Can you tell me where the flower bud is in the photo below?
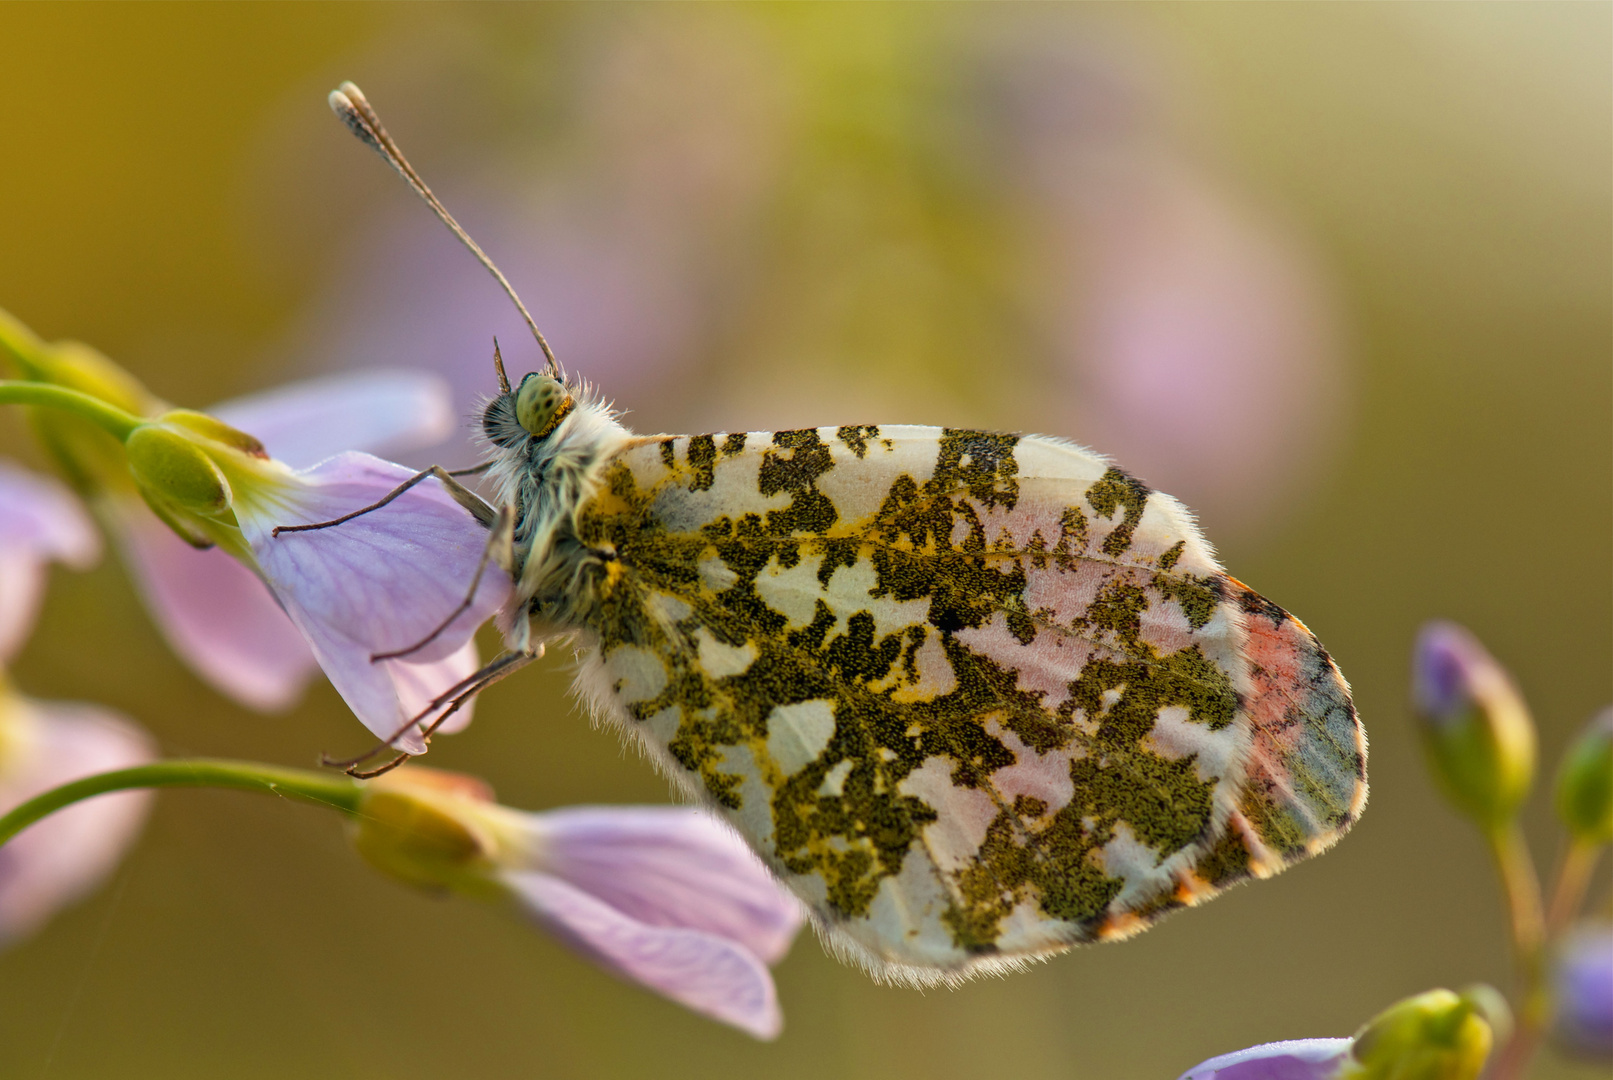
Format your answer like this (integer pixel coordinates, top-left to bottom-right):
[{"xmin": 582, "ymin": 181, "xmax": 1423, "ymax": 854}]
[
  {"xmin": 1412, "ymin": 622, "xmax": 1536, "ymax": 829},
  {"xmin": 1343, "ymin": 988, "xmax": 1494, "ymax": 1080},
  {"xmin": 159, "ymin": 410, "xmax": 267, "ymax": 460},
  {"xmin": 1555, "ymin": 707, "xmax": 1613, "ymax": 843},
  {"xmin": 125, "ymin": 425, "xmax": 233, "ymax": 517},
  {"xmin": 1553, "ymin": 924, "xmax": 1613, "ymax": 1061},
  {"xmin": 347, "ymin": 767, "xmax": 516, "ymax": 900}
]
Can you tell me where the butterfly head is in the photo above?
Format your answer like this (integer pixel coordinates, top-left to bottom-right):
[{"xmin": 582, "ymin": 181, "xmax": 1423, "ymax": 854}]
[{"xmin": 482, "ymin": 372, "xmax": 573, "ymax": 449}]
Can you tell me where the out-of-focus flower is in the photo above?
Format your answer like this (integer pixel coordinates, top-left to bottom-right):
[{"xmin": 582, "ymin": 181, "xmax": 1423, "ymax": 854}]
[
  {"xmin": 1412, "ymin": 621, "xmax": 1536, "ymax": 829},
  {"xmin": 350, "ymin": 767, "xmax": 804, "ymax": 1039},
  {"xmin": 1554, "ymin": 924, "xmax": 1613, "ymax": 1061},
  {"xmin": 0, "ymin": 461, "xmax": 99, "ymax": 663},
  {"xmin": 3, "ymin": 309, "xmax": 508, "ymax": 751},
  {"xmin": 986, "ymin": 28, "xmax": 1345, "ymax": 533},
  {"xmin": 0, "ymin": 461, "xmax": 153, "ymax": 943},
  {"xmin": 1175, "ymin": 1038, "xmax": 1353, "ymax": 1080},
  {"xmin": 1177, "ymin": 988, "xmax": 1500, "ymax": 1080},
  {"xmin": 1555, "ymin": 706, "xmax": 1613, "ymax": 843},
  {"xmin": 282, "ymin": 13, "xmax": 787, "ymax": 452},
  {"xmin": 0, "ymin": 696, "xmax": 153, "ymax": 943}
]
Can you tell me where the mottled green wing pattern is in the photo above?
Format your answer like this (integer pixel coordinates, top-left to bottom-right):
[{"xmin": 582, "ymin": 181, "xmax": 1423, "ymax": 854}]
[{"xmin": 569, "ymin": 426, "xmax": 1365, "ymax": 982}]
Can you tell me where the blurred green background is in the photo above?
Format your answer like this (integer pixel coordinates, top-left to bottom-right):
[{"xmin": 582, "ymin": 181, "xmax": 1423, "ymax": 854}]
[{"xmin": 0, "ymin": 4, "xmax": 1608, "ymax": 1078}]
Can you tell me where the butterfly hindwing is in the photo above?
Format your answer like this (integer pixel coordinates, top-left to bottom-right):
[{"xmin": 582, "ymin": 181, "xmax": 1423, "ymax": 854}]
[{"xmin": 569, "ymin": 426, "xmax": 1365, "ymax": 981}]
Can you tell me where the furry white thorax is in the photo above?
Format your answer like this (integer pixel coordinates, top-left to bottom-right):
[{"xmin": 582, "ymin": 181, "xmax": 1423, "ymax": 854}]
[{"xmin": 478, "ymin": 380, "xmax": 635, "ymax": 648}]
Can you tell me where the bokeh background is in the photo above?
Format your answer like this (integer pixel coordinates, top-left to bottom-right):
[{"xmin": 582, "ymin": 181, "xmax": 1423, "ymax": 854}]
[{"xmin": 0, "ymin": 4, "xmax": 1608, "ymax": 1078}]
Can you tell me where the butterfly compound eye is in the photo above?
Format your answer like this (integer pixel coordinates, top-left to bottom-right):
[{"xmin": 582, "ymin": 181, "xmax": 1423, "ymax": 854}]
[{"xmin": 514, "ymin": 374, "xmax": 570, "ymax": 437}]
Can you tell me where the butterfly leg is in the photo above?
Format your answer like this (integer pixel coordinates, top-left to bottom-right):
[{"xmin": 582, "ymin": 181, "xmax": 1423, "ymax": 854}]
[
  {"xmin": 370, "ymin": 503, "xmax": 516, "ymax": 662},
  {"xmin": 271, "ymin": 463, "xmax": 496, "ymax": 536},
  {"xmin": 321, "ymin": 646, "xmax": 542, "ymax": 777}
]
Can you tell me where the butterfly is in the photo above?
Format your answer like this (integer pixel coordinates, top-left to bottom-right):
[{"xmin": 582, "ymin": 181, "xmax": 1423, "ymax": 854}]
[{"xmin": 320, "ymin": 83, "xmax": 1367, "ymax": 984}]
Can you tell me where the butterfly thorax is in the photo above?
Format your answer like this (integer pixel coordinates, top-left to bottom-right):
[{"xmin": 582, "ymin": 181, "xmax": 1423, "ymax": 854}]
[{"xmin": 479, "ymin": 384, "xmax": 635, "ymax": 641}]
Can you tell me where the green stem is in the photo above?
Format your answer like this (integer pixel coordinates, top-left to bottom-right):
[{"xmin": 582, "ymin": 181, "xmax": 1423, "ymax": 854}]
[
  {"xmin": 0, "ymin": 759, "xmax": 364, "ymax": 848},
  {"xmin": 1486, "ymin": 823, "xmax": 1547, "ymax": 1080},
  {"xmin": 0, "ymin": 380, "xmax": 142, "ymax": 441},
  {"xmin": 1545, "ymin": 837, "xmax": 1602, "ymax": 939}
]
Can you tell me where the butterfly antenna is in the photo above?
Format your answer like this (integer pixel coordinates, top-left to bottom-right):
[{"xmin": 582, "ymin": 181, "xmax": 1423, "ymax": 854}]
[
  {"xmin": 491, "ymin": 337, "xmax": 511, "ymax": 394},
  {"xmin": 328, "ymin": 81, "xmax": 560, "ymax": 377}
]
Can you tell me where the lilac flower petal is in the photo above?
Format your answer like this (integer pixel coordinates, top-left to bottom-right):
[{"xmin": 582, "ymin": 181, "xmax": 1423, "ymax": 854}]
[
  {"xmin": 110, "ymin": 501, "xmax": 317, "ymax": 711},
  {"xmin": 505, "ymin": 869, "xmax": 782, "ymax": 1039},
  {"xmin": 1555, "ymin": 925, "xmax": 1613, "ymax": 1060},
  {"xmin": 210, "ymin": 370, "xmax": 455, "ymax": 472},
  {"xmin": 536, "ymin": 805, "xmax": 802, "ymax": 966},
  {"xmin": 388, "ymin": 638, "xmax": 480, "ymax": 738},
  {"xmin": 0, "ymin": 698, "xmax": 154, "ymax": 943},
  {"xmin": 0, "ymin": 463, "xmax": 99, "ymax": 663},
  {"xmin": 237, "ymin": 452, "xmax": 509, "ymax": 748},
  {"xmin": 1176, "ymin": 1039, "xmax": 1352, "ymax": 1080}
]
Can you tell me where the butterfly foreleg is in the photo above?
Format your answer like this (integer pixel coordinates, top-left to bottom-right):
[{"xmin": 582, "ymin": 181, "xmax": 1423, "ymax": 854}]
[
  {"xmin": 322, "ymin": 645, "xmax": 543, "ymax": 778},
  {"xmin": 271, "ymin": 464, "xmax": 496, "ymax": 536}
]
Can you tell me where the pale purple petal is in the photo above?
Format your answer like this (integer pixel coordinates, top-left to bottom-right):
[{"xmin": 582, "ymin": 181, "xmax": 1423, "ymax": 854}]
[
  {"xmin": 210, "ymin": 370, "xmax": 455, "ymax": 472},
  {"xmin": 1555, "ymin": 925, "xmax": 1613, "ymax": 1060},
  {"xmin": 0, "ymin": 462, "xmax": 99, "ymax": 663},
  {"xmin": 505, "ymin": 870, "xmax": 782, "ymax": 1039},
  {"xmin": 388, "ymin": 638, "xmax": 481, "ymax": 738},
  {"xmin": 1176, "ymin": 1038, "xmax": 1353, "ymax": 1080},
  {"xmin": 534, "ymin": 805, "xmax": 802, "ymax": 966},
  {"xmin": 0, "ymin": 698, "xmax": 154, "ymax": 944},
  {"xmin": 237, "ymin": 452, "xmax": 510, "ymax": 749},
  {"xmin": 109, "ymin": 500, "xmax": 317, "ymax": 712}
]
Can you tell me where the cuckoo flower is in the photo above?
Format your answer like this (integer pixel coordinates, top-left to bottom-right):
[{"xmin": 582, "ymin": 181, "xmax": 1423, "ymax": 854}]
[
  {"xmin": 1, "ymin": 310, "xmax": 508, "ymax": 752},
  {"xmin": 109, "ymin": 370, "xmax": 462, "ymax": 713},
  {"xmin": 1177, "ymin": 988, "xmax": 1499, "ymax": 1080},
  {"xmin": 0, "ymin": 463, "xmax": 153, "ymax": 942},
  {"xmin": 351, "ymin": 769, "xmax": 804, "ymax": 1039}
]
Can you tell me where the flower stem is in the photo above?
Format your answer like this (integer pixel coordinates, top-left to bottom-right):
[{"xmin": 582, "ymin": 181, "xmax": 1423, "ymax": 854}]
[
  {"xmin": 1485, "ymin": 822, "xmax": 1547, "ymax": 1080},
  {"xmin": 1545, "ymin": 837, "xmax": 1602, "ymax": 939},
  {"xmin": 0, "ymin": 758, "xmax": 364, "ymax": 848},
  {"xmin": 0, "ymin": 380, "xmax": 143, "ymax": 442}
]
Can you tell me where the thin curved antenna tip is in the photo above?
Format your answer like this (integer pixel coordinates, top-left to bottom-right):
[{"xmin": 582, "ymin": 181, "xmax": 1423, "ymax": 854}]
[
  {"xmin": 327, "ymin": 81, "xmax": 560, "ymax": 379},
  {"xmin": 492, "ymin": 338, "xmax": 511, "ymax": 394}
]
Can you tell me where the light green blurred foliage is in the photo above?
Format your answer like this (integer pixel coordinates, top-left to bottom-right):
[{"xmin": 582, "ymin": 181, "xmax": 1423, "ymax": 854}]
[{"xmin": 0, "ymin": 4, "xmax": 1606, "ymax": 1079}]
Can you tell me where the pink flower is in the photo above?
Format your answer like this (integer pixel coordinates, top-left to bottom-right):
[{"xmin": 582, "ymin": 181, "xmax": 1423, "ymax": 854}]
[
  {"xmin": 0, "ymin": 462, "xmax": 154, "ymax": 943},
  {"xmin": 353, "ymin": 772, "xmax": 804, "ymax": 1038},
  {"xmin": 508, "ymin": 806, "xmax": 802, "ymax": 1038},
  {"xmin": 233, "ymin": 451, "xmax": 508, "ymax": 753},
  {"xmin": 1175, "ymin": 1039, "xmax": 1353, "ymax": 1080},
  {"xmin": 106, "ymin": 370, "xmax": 507, "ymax": 751},
  {"xmin": 0, "ymin": 462, "xmax": 99, "ymax": 663},
  {"xmin": 0, "ymin": 697, "xmax": 153, "ymax": 943},
  {"xmin": 988, "ymin": 30, "xmax": 1346, "ymax": 532}
]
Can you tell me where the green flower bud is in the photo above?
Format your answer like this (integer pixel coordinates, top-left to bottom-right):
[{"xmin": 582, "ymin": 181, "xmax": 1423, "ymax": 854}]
[
  {"xmin": 125, "ymin": 425, "xmax": 232, "ymax": 517},
  {"xmin": 1412, "ymin": 621, "xmax": 1536, "ymax": 829},
  {"xmin": 348, "ymin": 768, "xmax": 516, "ymax": 901},
  {"xmin": 160, "ymin": 410, "xmax": 267, "ymax": 460},
  {"xmin": 1556, "ymin": 707, "xmax": 1613, "ymax": 843},
  {"xmin": 1342, "ymin": 988, "xmax": 1495, "ymax": 1080}
]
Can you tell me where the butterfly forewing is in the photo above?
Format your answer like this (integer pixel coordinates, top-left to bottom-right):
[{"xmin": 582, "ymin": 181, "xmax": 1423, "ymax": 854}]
[{"xmin": 569, "ymin": 425, "xmax": 1364, "ymax": 981}]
